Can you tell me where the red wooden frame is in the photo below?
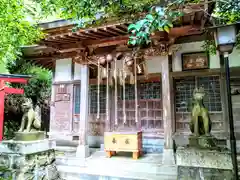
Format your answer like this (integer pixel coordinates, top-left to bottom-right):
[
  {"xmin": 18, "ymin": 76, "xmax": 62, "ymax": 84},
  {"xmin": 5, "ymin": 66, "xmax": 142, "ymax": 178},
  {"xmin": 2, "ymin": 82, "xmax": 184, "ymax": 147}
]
[{"xmin": 0, "ymin": 74, "xmax": 31, "ymax": 141}]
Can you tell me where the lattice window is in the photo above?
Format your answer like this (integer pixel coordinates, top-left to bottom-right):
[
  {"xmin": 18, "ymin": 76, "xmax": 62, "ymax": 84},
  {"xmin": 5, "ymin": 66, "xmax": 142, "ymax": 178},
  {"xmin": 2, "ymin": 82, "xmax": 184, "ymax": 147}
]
[
  {"xmin": 175, "ymin": 76, "xmax": 222, "ymax": 112},
  {"xmin": 197, "ymin": 76, "xmax": 221, "ymax": 112},
  {"xmin": 119, "ymin": 82, "xmax": 161, "ymax": 100},
  {"xmin": 119, "ymin": 84, "xmax": 135, "ymax": 100},
  {"xmin": 139, "ymin": 82, "xmax": 161, "ymax": 99},
  {"xmin": 89, "ymin": 85, "xmax": 106, "ymax": 114},
  {"xmin": 73, "ymin": 84, "xmax": 81, "ymax": 114},
  {"xmin": 117, "ymin": 81, "xmax": 163, "ymax": 131}
]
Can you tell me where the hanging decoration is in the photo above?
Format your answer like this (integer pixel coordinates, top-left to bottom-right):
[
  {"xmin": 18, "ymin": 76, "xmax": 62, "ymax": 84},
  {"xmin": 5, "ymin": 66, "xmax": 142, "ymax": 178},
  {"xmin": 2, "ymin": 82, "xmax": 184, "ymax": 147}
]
[
  {"xmin": 105, "ymin": 54, "xmax": 113, "ymax": 126},
  {"xmin": 138, "ymin": 56, "xmax": 149, "ymax": 79},
  {"xmin": 124, "ymin": 53, "xmax": 135, "ymax": 85},
  {"xmin": 97, "ymin": 59, "xmax": 100, "ymax": 120},
  {"xmin": 114, "ymin": 57, "xmax": 118, "ymax": 126},
  {"xmin": 134, "ymin": 53, "xmax": 138, "ymax": 123},
  {"xmin": 99, "ymin": 56, "xmax": 107, "ymax": 83},
  {"xmin": 122, "ymin": 60, "xmax": 126, "ymax": 124}
]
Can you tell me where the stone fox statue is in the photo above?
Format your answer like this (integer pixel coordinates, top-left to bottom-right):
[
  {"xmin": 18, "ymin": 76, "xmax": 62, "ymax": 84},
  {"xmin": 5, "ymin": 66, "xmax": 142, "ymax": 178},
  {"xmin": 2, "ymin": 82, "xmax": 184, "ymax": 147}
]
[
  {"xmin": 18, "ymin": 98, "xmax": 41, "ymax": 132},
  {"xmin": 189, "ymin": 87, "xmax": 212, "ymax": 136}
]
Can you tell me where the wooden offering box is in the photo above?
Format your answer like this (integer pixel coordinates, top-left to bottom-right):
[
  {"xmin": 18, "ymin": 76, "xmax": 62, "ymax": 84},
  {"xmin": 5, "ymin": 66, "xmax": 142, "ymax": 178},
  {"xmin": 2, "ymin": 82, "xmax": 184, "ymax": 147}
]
[{"xmin": 104, "ymin": 131, "xmax": 142, "ymax": 159}]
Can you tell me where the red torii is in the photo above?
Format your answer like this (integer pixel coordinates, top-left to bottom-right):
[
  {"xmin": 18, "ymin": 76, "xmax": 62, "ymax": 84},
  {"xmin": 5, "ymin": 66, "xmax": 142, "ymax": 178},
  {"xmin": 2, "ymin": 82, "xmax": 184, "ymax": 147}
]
[{"xmin": 0, "ymin": 74, "xmax": 31, "ymax": 141}]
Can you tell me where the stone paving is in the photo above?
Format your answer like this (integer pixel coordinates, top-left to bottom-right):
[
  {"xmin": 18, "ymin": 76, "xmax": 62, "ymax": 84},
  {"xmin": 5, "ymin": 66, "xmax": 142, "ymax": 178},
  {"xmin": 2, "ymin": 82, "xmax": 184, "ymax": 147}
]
[{"xmin": 56, "ymin": 150, "xmax": 177, "ymax": 180}]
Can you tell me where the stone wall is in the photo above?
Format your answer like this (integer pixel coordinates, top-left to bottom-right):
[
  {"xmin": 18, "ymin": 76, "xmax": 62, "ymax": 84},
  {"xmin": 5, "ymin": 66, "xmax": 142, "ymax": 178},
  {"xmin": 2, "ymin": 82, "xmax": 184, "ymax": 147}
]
[
  {"xmin": 232, "ymin": 94, "xmax": 240, "ymax": 138},
  {"xmin": 142, "ymin": 137, "xmax": 164, "ymax": 153},
  {"xmin": 0, "ymin": 139, "xmax": 61, "ymax": 180}
]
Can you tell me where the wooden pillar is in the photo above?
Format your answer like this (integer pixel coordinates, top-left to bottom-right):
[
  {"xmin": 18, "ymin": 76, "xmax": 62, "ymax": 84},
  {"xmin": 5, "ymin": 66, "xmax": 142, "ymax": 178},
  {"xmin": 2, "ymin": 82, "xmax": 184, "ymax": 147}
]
[
  {"xmin": 76, "ymin": 64, "xmax": 90, "ymax": 158},
  {"xmin": 161, "ymin": 55, "xmax": 175, "ymax": 164},
  {"xmin": 220, "ymin": 54, "xmax": 229, "ymax": 136}
]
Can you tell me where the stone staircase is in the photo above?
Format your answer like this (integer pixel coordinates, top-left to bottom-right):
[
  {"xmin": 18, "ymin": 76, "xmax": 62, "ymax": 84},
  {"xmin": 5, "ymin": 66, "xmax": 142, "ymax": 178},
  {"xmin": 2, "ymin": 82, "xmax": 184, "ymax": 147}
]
[
  {"xmin": 54, "ymin": 139, "xmax": 240, "ymax": 180},
  {"xmin": 236, "ymin": 141, "xmax": 240, "ymax": 178},
  {"xmin": 54, "ymin": 145, "xmax": 177, "ymax": 180}
]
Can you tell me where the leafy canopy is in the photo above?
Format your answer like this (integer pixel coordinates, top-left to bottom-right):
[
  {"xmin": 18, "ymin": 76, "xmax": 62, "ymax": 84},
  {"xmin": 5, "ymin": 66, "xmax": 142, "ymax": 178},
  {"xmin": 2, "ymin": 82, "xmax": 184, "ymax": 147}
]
[
  {"xmin": 1, "ymin": 0, "xmax": 237, "ymax": 61},
  {"xmin": 128, "ymin": 1, "xmax": 184, "ymax": 46},
  {"xmin": 34, "ymin": 0, "xmax": 240, "ymax": 49},
  {"xmin": 0, "ymin": 0, "xmax": 43, "ymax": 63}
]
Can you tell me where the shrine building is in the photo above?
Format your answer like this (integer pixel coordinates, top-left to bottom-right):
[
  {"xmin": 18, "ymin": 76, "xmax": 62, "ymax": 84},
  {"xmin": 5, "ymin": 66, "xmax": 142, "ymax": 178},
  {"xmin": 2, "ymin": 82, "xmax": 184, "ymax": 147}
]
[{"xmin": 22, "ymin": 1, "xmax": 240, "ymax": 163}]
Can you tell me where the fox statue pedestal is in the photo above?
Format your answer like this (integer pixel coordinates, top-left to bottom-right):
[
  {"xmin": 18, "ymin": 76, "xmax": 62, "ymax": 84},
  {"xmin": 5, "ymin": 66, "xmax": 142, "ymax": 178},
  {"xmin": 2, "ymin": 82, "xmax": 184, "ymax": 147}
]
[
  {"xmin": 176, "ymin": 146, "xmax": 233, "ymax": 180},
  {"xmin": 0, "ymin": 139, "xmax": 61, "ymax": 180},
  {"xmin": 14, "ymin": 131, "xmax": 45, "ymax": 141}
]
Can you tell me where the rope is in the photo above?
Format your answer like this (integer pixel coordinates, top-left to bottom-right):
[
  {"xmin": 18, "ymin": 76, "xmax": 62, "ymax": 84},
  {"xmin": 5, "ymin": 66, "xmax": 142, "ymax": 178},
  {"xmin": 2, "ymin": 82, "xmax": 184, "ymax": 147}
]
[
  {"xmin": 122, "ymin": 61, "xmax": 126, "ymax": 124},
  {"xmin": 106, "ymin": 62, "xmax": 109, "ymax": 124},
  {"xmin": 134, "ymin": 55, "xmax": 138, "ymax": 123},
  {"xmin": 114, "ymin": 58, "xmax": 118, "ymax": 125},
  {"xmin": 97, "ymin": 59, "xmax": 100, "ymax": 120}
]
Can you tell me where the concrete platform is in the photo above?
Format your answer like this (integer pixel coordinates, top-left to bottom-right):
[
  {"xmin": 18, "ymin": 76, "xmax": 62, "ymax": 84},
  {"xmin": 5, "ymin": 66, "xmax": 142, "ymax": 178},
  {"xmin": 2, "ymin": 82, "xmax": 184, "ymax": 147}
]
[{"xmin": 56, "ymin": 151, "xmax": 177, "ymax": 180}]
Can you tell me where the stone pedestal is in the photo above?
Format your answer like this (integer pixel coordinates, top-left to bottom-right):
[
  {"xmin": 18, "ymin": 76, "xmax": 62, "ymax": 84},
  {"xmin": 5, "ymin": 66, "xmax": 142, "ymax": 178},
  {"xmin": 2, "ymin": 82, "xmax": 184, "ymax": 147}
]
[
  {"xmin": 0, "ymin": 139, "xmax": 62, "ymax": 180},
  {"xmin": 189, "ymin": 135, "xmax": 217, "ymax": 149},
  {"xmin": 14, "ymin": 131, "xmax": 45, "ymax": 141},
  {"xmin": 162, "ymin": 148, "xmax": 175, "ymax": 165},
  {"xmin": 176, "ymin": 146, "xmax": 233, "ymax": 180},
  {"xmin": 76, "ymin": 145, "xmax": 90, "ymax": 158}
]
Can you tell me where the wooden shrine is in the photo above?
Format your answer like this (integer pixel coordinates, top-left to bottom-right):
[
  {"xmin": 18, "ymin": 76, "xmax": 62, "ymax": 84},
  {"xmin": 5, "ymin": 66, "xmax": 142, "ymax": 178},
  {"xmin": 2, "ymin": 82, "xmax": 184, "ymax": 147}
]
[
  {"xmin": 0, "ymin": 74, "xmax": 31, "ymax": 140},
  {"xmin": 21, "ymin": 0, "xmax": 217, "ymax": 158}
]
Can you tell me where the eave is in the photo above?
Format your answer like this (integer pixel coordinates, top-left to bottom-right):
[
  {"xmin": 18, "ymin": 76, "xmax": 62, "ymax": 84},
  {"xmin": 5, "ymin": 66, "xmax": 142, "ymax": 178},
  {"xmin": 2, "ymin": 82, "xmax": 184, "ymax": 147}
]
[{"xmin": 23, "ymin": 0, "xmax": 215, "ymax": 69}]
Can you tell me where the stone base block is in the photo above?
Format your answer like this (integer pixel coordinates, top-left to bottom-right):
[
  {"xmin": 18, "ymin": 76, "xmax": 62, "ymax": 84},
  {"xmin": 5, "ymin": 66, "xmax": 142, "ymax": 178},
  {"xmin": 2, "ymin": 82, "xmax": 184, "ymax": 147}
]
[
  {"xmin": 0, "ymin": 139, "xmax": 61, "ymax": 180},
  {"xmin": 14, "ymin": 131, "xmax": 45, "ymax": 141},
  {"xmin": 189, "ymin": 135, "xmax": 218, "ymax": 149},
  {"xmin": 76, "ymin": 145, "xmax": 90, "ymax": 158},
  {"xmin": 176, "ymin": 146, "xmax": 233, "ymax": 180},
  {"xmin": 0, "ymin": 139, "xmax": 56, "ymax": 154},
  {"xmin": 188, "ymin": 135, "xmax": 198, "ymax": 147},
  {"xmin": 162, "ymin": 148, "xmax": 175, "ymax": 165},
  {"xmin": 176, "ymin": 146, "xmax": 232, "ymax": 169},
  {"xmin": 177, "ymin": 166, "xmax": 233, "ymax": 180},
  {"xmin": 100, "ymin": 144, "xmax": 104, "ymax": 151}
]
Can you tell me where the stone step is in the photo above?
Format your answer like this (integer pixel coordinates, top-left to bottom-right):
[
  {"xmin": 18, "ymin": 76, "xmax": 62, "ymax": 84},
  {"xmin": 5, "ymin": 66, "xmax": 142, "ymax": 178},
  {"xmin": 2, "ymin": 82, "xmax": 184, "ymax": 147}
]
[
  {"xmin": 56, "ymin": 156, "xmax": 86, "ymax": 167},
  {"xmin": 57, "ymin": 165, "xmax": 177, "ymax": 180},
  {"xmin": 56, "ymin": 156, "xmax": 172, "ymax": 175},
  {"xmin": 55, "ymin": 146, "xmax": 77, "ymax": 151},
  {"xmin": 55, "ymin": 146, "xmax": 77, "ymax": 157},
  {"xmin": 56, "ymin": 151, "xmax": 177, "ymax": 179}
]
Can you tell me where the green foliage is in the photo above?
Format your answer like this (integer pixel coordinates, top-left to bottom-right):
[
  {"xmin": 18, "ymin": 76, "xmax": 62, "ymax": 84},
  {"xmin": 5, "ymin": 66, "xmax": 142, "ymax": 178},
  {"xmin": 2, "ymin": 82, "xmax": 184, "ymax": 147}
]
[
  {"xmin": 34, "ymin": 0, "xmax": 240, "ymax": 50},
  {"xmin": 202, "ymin": 39, "xmax": 217, "ymax": 55},
  {"xmin": 34, "ymin": 0, "xmax": 159, "ymax": 20},
  {"xmin": 128, "ymin": 1, "xmax": 184, "ymax": 46},
  {"xmin": 215, "ymin": 0, "xmax": 240, "ymax": 25},
  {"xmin": 0, "ymin": 0, "xmax": 44, "ymax": 63},
  {"xmin": 6, "ymin": 58, "xmax": 52, "ymax": 105}
]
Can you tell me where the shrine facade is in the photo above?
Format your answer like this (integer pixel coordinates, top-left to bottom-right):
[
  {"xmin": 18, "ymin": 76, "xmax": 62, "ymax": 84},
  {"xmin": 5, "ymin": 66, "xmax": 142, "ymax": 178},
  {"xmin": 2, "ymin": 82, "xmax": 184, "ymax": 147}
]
[{"xmin": 23, "ymin": 1, "xmax": 240, "ymax": 161}]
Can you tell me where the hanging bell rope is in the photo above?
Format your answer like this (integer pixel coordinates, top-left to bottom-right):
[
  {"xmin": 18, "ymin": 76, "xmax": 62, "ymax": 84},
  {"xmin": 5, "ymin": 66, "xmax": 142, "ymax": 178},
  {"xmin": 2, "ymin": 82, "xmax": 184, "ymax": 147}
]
[
  {"xmin": 122, "ymin": 60, "xmax": 126, "ymax": 124},
  {"xmin": 114, "ymin": 58, "xmax": 118, "ymax": 126},
  {"xmin": 97, "ymin": 59, "xmax": 100, "ymax": 120},
  {"xmin": 134, "ymin": 54, "xmax": 138, "ymax": 123},
  {"xmin": 106, "ymin": 62, "xmax": 109, "ymax": 124}
]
